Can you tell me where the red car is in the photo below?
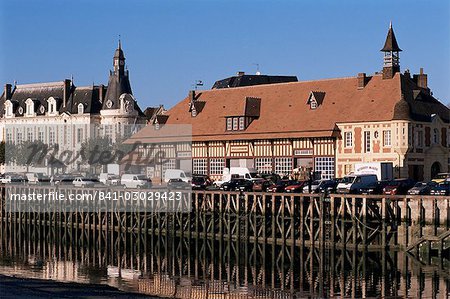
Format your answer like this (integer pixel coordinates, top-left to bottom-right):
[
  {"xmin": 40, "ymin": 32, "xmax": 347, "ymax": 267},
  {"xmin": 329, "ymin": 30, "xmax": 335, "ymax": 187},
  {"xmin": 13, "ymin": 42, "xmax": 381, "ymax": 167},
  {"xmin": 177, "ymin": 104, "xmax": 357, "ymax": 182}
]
[
  {"xmin": 266, "ymin": 180, "xmax": 297, "ymax": 192},
  {"xmin": 383, "ymin": 178, "xmax": 416, "ymax": 195},
  {"xmin": 284, "ymin": 181, "xmax": 307, "ymax": 193},
  {"xmin": 252, "ymin": 179, "xmax": 273, "ymax": 192}
]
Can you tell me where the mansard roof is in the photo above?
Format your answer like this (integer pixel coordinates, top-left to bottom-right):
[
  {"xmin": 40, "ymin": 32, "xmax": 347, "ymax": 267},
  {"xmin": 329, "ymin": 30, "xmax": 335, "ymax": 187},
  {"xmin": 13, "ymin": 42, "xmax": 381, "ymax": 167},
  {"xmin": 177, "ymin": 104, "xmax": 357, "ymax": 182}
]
[{"xmin": 1, "ymin": 82, "xmax": 103, "ymax": 117}]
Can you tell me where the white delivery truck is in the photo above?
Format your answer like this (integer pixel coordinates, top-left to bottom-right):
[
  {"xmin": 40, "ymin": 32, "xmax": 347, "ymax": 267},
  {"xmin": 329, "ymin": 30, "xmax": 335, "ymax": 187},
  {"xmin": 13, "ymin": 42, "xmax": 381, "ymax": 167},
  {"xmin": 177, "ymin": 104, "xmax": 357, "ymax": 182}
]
[
  {"xmin": 164, "ymin": 169, "xmax": 191, "ymax": 183},
  {"xmin": 353, "ymin": 162, "xmax": 393, "ymax": 181},
  {"xmin": 214, "ymin": 167, "xmax": 261, "ymax": 186}
]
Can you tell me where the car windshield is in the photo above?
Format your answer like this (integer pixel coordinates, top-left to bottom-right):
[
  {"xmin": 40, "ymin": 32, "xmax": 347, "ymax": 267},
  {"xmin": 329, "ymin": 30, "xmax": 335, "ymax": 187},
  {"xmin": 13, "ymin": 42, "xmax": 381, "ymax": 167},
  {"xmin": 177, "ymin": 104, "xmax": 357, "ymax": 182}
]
[
  {"xmin": 413, "ymin": 182, "xmax": 426, "ymax": 188},
  {"xmin": 341, "ymin": 176, "xmax": 355, "ymax": 184},
  {"xmin": 389, "ymin": 180, "xmax": 406, "ymax": 186},
  {"xmin": 136, "ymin": 175, "xmax": 147, "ymax": 180},
  {"xmin": 311, "ymin": 180, "xmax": 321, "ymax": 186},
  {"xmin": 192, "ymin": 177, "xmax": 205, "ymax": 183},
  {"xmin": 435, "ymin": 173, "xmax": 450, "ymax": 179}
]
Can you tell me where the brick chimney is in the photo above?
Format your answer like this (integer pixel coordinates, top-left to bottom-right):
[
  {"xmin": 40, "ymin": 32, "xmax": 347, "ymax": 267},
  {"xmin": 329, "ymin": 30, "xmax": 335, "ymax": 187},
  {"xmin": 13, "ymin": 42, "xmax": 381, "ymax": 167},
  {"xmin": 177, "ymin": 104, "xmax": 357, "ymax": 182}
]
[
  {"xmin": 357, "ymin": 73, "xmax": 367, "ymax": 89},
  {"xmin": 99, "ymin": 84, "xmax": 105, "ymax": 103},
  {"xmin": 189, "ymin": 90, "xmax": 195, "ymax": 102},
  {"xmin": 237, "ymin": 71, "xmax": 245, "ymax": 76},
  {"xmin": 4, "ymin": 84, "xmax": 12, "ymax": 100},
  {"xmin": 63, "ymin": 79, "xmax": 71, "ymax": 108},
  {"xmin": 413, "ymin": 68, "xmax": 428, "ymax": 90}
]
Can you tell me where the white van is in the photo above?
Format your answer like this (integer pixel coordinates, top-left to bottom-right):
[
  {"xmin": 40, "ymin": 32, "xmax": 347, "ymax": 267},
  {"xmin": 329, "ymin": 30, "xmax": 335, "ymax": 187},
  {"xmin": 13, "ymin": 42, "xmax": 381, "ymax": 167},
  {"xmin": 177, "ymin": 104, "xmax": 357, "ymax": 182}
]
[
  {"xmin": 99, "ymin": 173, "xmax": 120, "ymax": 185},
  {"xmin": 164, "ymin": 169, "xmax": 191, "ymax": 183},
  {"xmin": 215, "ymin": 167, "xmax": 261, "ymax": 186},
  {"xmin": 336, "ymin": 174, "xmax": 378, "ymax": 194},
  {"xmin": 120, "ymin": 174, "xmax": 151, "ymax": 189}
]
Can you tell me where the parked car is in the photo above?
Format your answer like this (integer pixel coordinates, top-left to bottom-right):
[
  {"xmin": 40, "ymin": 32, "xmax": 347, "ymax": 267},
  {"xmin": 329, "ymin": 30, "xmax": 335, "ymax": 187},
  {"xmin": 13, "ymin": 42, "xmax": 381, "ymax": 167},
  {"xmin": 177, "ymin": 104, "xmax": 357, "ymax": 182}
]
[
  {"xmin": 285, "ymin": 181, "xmax": 307, "ymax": 193},
  {"xmin": 261, "ymin": 173, "xmax": 282, "ymax": 184},
  {"xmin": 383, "ymin": 178, "xmax": 416, "ymax": 195},
  {"xmin": 267, "ymin": 180, "xmax": 296, "ymax": 193},
  {"xmin": 220, "ymin": 179, "xmax": 253, "ymax": 192},
  {"xmin": 73, "ymin": 177, "xmax": 98, "ymax": 187},
  {"xmin": 0, "ymin": 173, "xmax": 28, "ymax": 184},
  {"xmin": 407, "ymin": 182, "xmax": 436, "ymax": 195},
  {"xmin": 431, "ymin": 173, "xmax": 450, "ymax": 184},
  {"xmin": 121, "ymin": 174, "xmax": 152, "ymax": 189},
  {"xmin": 53, "ymin": 174, "xmax": 74, "ymax": 185},
  {"xmin": 317, "ymin": 179, "xmax": 339, "ymax": 194},
  {"xmin": 336, "ymin": 174, "xmax": 378, "ymax": 194},
  {"xmin": 358, "ymin": 180, "xmax": 391, "ymax": 195},
  {"xmin": 167, "ymin": 178, "xmax": 191, "ymax": 190},
  {"xmin": 430, "ymin": 181, "xmax": 450, "ymax": 196},
  {"xmin": 252, "ymin": 179, "xmax": 274, "ymax": 192},
  {"xmin": 191, "ymin": 175, "xmax": 212, "ymax": 190}
]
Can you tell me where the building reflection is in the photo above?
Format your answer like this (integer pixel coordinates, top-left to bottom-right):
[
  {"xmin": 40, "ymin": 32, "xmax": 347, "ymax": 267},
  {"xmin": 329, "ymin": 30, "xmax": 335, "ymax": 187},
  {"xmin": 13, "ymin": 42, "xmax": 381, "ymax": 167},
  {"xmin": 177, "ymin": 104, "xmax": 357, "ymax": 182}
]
[{"xmin": 0, "ymin": 223, "xmax": 448, "ymax": 298}]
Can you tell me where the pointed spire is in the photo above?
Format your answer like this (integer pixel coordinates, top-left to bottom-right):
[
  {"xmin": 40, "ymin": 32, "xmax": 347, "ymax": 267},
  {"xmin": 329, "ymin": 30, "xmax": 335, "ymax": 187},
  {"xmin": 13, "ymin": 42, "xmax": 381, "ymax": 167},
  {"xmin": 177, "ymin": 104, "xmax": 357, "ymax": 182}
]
[
  {"xmin": 381, "ymin": 22, "xmax": 402, "ymax": 52},
  {"xmin": 118, "ymin": 34, "xmax": 122, "ymax": 50}
]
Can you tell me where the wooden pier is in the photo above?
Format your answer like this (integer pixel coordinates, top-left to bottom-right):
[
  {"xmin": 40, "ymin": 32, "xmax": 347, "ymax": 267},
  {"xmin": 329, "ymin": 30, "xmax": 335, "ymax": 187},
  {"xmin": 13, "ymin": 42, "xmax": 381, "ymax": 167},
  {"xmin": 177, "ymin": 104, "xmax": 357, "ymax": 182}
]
[{"xmin": 0, "ymin": 186, "xmax": 449, "ymax": 255}]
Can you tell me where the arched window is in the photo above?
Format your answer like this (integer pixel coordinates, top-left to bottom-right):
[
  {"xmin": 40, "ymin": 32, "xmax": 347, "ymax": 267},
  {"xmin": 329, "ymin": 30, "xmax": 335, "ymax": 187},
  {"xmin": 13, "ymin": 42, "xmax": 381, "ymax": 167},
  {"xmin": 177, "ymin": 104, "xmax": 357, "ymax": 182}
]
[
  {"xmin": 78, "ymin": 103, "xmax": 84, "ymax": 114},
  {"xmin": 47, "ymin": 97, "xmax": 57, "ymax": 115},
  {"xmin": 25, "ymin": 98, "xmax": 34, "ymax": 116},
  {"xmin": 433, "ymin": 128, "xmax": 439, "ymax": 144}
]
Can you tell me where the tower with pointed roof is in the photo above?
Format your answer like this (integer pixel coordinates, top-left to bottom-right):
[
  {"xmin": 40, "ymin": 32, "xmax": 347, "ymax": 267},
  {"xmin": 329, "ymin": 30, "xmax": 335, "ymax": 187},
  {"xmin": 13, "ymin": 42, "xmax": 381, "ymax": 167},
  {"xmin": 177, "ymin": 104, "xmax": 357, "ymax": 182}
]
[
  {"xmin": 381, "ymin": 22, "xmax": 402, "ymax": 79},
  {"xmin": 380, "ymin": 22, "xmax": 402, "ymax": 79},
  {"xmin": 103, "ymin": 40, "xmax": 133, "ymax": 110}
]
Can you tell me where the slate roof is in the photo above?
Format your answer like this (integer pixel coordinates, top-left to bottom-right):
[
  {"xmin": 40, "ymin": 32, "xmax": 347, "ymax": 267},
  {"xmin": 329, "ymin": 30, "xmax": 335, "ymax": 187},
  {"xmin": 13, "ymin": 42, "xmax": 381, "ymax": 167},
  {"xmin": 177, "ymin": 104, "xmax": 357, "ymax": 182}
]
[
  {"xmin": 0, "ymin": 82, "xmax": 139, "ymax": 117},
  {"xmin": 212, "ymin": 74, "xmax": 298, "ymax": 89},
  {"xmin": 0, "ymin": 82, "xmax": 65, "ymax": 117},
  {"xmin": 156, "ymin": 73, "xmax": 448, "ymax": 142},
  {"xmin": 103, "ymin": 72, "xmax": 133, "ymax": 110}
]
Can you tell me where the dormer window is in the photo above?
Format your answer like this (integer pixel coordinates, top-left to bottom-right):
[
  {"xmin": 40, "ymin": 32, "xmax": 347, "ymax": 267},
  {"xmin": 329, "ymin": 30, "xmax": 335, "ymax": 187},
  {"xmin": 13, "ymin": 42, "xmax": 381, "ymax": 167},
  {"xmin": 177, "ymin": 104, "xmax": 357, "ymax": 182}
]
[
  {"xmin": 78, "ymin": 103, "xmax": 84, "ymax": 114},
  {"xmin": 47, "ymin": 97, "xmax": 58, "ymax": 115},
  {"xmin": 226, "ymin": 116, "xmax": 249, "ymax": 131},
  {"xmin": 307, "ymin": 91, "xmax": 326, "ymax": 110},
  {"xmin": 4, "ymin": 100, "xmax": 13, "ymax": 117},
  {"xmin": 25, "ymin": 98, "xmax": 35, "ymax": 116}
]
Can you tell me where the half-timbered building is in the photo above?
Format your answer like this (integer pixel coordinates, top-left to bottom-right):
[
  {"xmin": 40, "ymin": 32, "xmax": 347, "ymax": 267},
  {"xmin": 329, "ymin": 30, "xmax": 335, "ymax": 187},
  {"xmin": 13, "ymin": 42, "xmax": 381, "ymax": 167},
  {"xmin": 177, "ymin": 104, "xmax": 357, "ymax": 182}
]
[{"xmin": 127, "ymin": 24, "xmax": 449, "ymax": 181}]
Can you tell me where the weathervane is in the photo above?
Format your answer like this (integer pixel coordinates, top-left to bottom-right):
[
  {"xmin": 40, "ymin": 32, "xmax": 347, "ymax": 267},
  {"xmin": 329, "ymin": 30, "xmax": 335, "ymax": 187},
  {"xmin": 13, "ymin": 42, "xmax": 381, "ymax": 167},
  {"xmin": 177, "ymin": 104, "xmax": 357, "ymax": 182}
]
[{"xmin": 192, "ymin": 80, "xmax": 204, "ymax": 90}]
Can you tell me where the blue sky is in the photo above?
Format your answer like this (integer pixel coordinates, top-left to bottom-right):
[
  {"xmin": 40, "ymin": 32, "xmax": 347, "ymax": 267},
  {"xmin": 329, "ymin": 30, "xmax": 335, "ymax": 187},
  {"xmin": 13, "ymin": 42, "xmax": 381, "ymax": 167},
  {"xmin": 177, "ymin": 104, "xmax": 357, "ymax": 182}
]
[{"xmin": 0, "ymin": 0, "xmax": 449, "ymax": 108}]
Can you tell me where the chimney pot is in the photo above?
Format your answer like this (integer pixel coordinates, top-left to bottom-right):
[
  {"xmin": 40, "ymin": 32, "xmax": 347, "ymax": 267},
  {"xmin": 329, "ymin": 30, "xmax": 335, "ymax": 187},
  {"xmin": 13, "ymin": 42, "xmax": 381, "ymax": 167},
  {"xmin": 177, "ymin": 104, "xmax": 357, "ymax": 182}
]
[{"xmin": 237, "ymin": 71, "xmax": 245, "ymax": 77}]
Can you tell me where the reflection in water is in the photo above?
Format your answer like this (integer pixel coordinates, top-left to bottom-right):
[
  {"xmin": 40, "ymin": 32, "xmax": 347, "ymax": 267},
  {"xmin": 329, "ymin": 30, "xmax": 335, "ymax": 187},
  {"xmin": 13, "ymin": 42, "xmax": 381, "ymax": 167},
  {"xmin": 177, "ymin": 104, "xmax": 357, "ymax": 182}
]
[{"xmin": 0, "ymin": 223, "xmax": 448, "ymax": 298}]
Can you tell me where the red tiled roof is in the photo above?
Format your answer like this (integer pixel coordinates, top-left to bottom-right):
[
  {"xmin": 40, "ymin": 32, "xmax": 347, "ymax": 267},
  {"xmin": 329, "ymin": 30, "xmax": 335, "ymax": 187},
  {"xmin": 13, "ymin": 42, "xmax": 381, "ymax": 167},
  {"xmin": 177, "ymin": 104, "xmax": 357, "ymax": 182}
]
[
  {"xmin": 163, "ymin": 73, "xmax": 403, "ymax": 141},
  {"xmin": 126, "ymin": 72, "xmax": 448, "ymax": 144}
]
